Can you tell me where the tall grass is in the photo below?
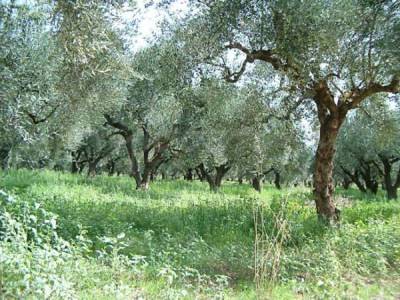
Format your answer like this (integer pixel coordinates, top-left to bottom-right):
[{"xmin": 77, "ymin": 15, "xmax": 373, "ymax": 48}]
[{"xmin": 1, "ymin": 169, "xmax": 400, "ymax": 299}]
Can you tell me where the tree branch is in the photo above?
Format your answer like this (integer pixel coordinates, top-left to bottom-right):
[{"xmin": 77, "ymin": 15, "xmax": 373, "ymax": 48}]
[
  {"xmin": 347, "ymin": 75, "xmax": 400, "ymax": 109},
  {"xmin": 104, "ymin": 114, "xmax": 130, "ymax": 133},
  {"xmin": 25, "ymin": 104, "xmax": 59, "ymax": 125},
  {"xmin": 223, "ymin": 42, "xmax": 295, "ymax": 82}
]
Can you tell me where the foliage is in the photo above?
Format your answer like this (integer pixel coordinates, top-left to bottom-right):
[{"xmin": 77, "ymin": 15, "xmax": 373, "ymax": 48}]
[{"xmin": 1, "ymin": 169, "xmax": 400, "ymax": 298}]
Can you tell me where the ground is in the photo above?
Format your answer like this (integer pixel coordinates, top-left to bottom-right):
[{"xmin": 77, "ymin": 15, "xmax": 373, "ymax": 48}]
[{"xmin": 1, "ymin": 169, "xmax": 399, "ymax": 299}]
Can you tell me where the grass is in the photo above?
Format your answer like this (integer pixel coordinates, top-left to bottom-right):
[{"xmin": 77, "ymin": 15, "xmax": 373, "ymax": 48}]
[{"xmin": 1, "ymin": 169, "xmax": 400, "ymax": 299}]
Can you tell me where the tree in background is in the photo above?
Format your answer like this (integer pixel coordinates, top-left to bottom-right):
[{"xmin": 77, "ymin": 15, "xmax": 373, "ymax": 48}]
[
  {"xmin": 180, "ymin": 0, "xmax": 400, "ymax": 221},
  {"xmin": 105, "ymin": 40, "xmax": 194, "ymax": 189},
  {"xmin": 336, "ymin": 97, "xmax": 400, "ymax": 199}
]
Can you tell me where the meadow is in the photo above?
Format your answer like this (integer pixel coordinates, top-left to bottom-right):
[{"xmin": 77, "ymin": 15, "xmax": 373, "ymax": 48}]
[{"xmin": 1, "ymin": 169, "xmax": 400, "ymax": 299}]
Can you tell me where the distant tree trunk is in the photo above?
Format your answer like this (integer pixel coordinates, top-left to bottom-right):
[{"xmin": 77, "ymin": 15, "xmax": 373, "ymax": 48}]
[
  {"xmin": 252, "ymin": 176, "xmax": 262, "ymax": 192},
  {"xmin": 215, "ymin": 164, "xmax": 229, "ymax": 188},
  {"xmin": 0, "ymin": 146, "xmax": 10, "ymax": 170},
  {"xmin": 365, "ymin": 178, "xmax": 378, "ymax": 194},
  {"xmin": 107, "ymin": 160, "xmax": 116, "ymax": 176},
  {"xmin": 87, "ymin": 161, "xmax": 98, "ymax": 176},
  {"xmin": 195, "ymin": 167, "xmax": 205, "ymax": 181},
  {"xmin": 386, "ymin": 185, "xmax": 398, "ymax": 200},
  {"xmin": 140, "ymin": 170, "xmax": 151, "ymax": 190},
  {"xmin": 198, "ymin": 163, "xmax": 216, "ymax": 191},
  {"xmin": 238, "ymin": 177, "xmax": 243, "ymax": 185},
  {"xmin": 71, "ymin": 160, "xmax": 79, "ymax": 174},
  {"xmin": 342, "ymin": 176, "xmax": 351, "ymax": 190},
  {"xmin": 198, "ymin": 163, "xmax": 230, "ymax": 192},
  {"xmin": 341, "ymin": 166, "xmax": 366, "ymax": 193},
  {"xmin": 125, "ymin": 134, "xmax": 142, "ymax": 188},
  {"xmin": 78, "ymin": 162, "xmax": 85, "ymax": 174},
  {"xmin": 273, "ymin": 169, "xmax": 281, "ymax": 190},
  {"xmin": 71, "ymin": 151, "xmax": 81, "ymax": 174},
  {"xmin": 161, "ymin": 171, "xmax": 167, "ymax": 180},
  {"xmin": 104, "ymin": 114, "xmax": 142, "ymax": 188},
  {"xmin": 359, "ymin": 161, "xmax": 378, "ymax": 194},
  {"xmin": 379, "ymin": 155, "xmax": 400, "ymax": 200},
  {"xmin": 184, "ymin": 168, "xmax": 194, "ymax": 181}
]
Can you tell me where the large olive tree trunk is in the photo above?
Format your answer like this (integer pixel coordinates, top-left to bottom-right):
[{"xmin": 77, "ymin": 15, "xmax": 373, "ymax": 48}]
[
  {"xmin": 312, "ymin": 83, "xmax": 348, "ymax": 222},
  {"xmin": 313, "ymin": 96, "xmax": 346, "ymax": 222},
  {"xmin": 314, "ymin": 125, "xmax": 339, "ymax": 221}
]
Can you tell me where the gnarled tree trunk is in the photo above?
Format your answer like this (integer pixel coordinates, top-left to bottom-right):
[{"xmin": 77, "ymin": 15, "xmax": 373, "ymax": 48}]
[
  {"xmin": 198, "ymin": 163, "xmax": 230, "ymax": 192},
  {"xmin": 314, "ymin": 131, "xmax": 338, "ymax": 219},
  {"xmin": 341, "ymin": 167, "xmax": 366, "ymax": 193},
  {"xmin": 313, "ymin": 85, "xmax": 347, "ymax": 222}
]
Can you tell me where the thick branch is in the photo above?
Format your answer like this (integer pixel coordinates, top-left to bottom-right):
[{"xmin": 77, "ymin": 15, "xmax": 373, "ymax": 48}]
[
  {"xmin": 347, "ymin": 75, "xmax": 400, "ymax": 109},
  {"xmin": 104, "ymin": 114, "xmax": 130, "ymax": 133},
  {"xmin": 223, "ymin": 42, "xmax": 294, "ymax": 82},
  {"xmin": 313, "ymin": 80, "xmax": 338, "ymax": 116}
]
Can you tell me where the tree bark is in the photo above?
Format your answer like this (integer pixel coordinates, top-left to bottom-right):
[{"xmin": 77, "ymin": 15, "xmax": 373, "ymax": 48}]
[
  {"xmin": 87, "ymin": 161, "xmax": 98, "ymax": 176},
  {"xmin": 273, "ymin": 169, "xmax": 281, "ymax": 190},
  {"xmin": 342, "ymin": 175, "xmax": 351, "ymax": 189},
  {"xmin": 184, "ymin": 168, "xmax": 194, "ymax": 181},
  {"xmin": 198, "ymin": 163, "xmax": 229, "ymax": 192},
  {"xmin": 215, "ymin": 164, "xmax": 230, "ymax": 188},
  {"xmin": 104, "ymin": 114, "xmax": 142, "ymax": 188},
  {"xmin": 341, "ymin": 166, "xmax": 366, "ymax": 193},
  {"xmin": 124, "ymin": 134, "xmax": 142, "ymax": 188},
  {"xmin": 107, "ymin": 160, "xmax": 115, "ymax": 176},
  {"xmin": 379, "ymin": 156, "xmax": 400, "ymax": 200},
  {"xmin": 140, "ymin": 169, "xmax": 151, "ymax": 190},
  {"xmin": 252, "ymin": 176, "xmax": 262, "ymax": 192},
  {"xmin": 71, "ymin": 151, "xmax": 81, "ymax": 174},
  {"xmin": 195, "ymin": 167, "xmax": 205, "ymax": 181},
  {"xmin": 0, "ymin": 147, "xmax": 10, "ymax": 170},
  {"xmin": 71, "ymin": 160, "xmax": 79, "ymax": 174},
  {"xmin": 313, "ymin": 100, "xmax": 345, "ymax": 222},
  {"xmin": 78, "ymin": 162, "xmax": 85, "ymax": 173},
  {"xmin": 387, "ymin": 186, "xmax": 398, "ymax": 200},
  {"xmin": 359, "ymin": 161, "xmax": 378, "ymax": 194}
]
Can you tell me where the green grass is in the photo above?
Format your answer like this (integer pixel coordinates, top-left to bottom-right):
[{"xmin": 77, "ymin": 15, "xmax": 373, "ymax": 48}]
[{"xmin": 1, "ymin": 169, "xmax": 400, "ymax": 299}]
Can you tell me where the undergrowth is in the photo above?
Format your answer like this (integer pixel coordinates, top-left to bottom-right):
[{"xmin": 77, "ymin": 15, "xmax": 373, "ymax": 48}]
[{"xmin": 1, "ymin": 169, "xmax": 399, "ymax": 299}]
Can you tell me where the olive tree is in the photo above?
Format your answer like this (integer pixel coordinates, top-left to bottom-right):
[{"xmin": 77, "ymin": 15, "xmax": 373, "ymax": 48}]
[
  {"xmin": 104, "ymin": 39, "xmax": 194, "ymax": 189},
  {"xmin": 336, "ymin": 98, "xmax": 400, "ymax": 199},
  {"xmin": 180, "ymin": 0, "xmax": 400, "ymax": 221}
]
